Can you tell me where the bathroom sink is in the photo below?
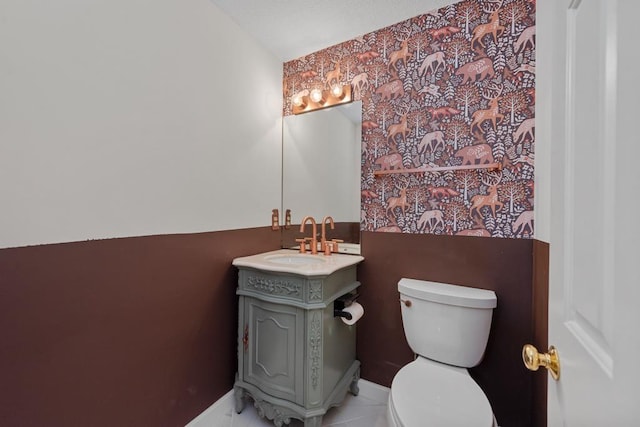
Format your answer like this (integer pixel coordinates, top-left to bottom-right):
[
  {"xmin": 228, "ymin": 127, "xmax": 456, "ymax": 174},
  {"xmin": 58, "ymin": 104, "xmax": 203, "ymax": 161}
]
[
  {"xmin": 232, "ymin": 249, "xmax": 363, "ymax": 276},
  {"xmin": 264, "ymin": 254, "xmax": 326, "ymax": 266}
]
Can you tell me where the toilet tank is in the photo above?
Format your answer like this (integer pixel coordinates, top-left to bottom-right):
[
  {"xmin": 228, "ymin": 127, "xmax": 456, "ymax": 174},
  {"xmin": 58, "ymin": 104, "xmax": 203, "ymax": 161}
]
[{"xmin": 398, "ymin": 278, "xmax": 497, "ymax": 368}]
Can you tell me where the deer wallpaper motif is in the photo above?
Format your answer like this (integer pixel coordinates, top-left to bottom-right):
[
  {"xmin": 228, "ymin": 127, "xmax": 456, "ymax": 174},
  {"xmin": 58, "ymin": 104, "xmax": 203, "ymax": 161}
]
[{"xmin": 283, "ymin": 0, "xmax": 536, "ymax": 238}]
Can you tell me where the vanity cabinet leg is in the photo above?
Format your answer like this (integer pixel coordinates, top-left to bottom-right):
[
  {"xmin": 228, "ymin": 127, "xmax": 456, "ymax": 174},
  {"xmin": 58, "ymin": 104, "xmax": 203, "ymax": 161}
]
[
  {"xmin": 304, "ymin": 415, "xmax": 322, "ymax": 427},
  {"xmin": 234, "ymin": 385, "xmax": 246, "ymax": 414}
]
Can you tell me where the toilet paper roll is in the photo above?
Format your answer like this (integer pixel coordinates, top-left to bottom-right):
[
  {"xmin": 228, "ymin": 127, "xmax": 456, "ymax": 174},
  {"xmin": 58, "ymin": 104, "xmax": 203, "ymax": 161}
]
[{"xmin": 341, "ymin": 302, "xmax": 364, "ymax": 325}]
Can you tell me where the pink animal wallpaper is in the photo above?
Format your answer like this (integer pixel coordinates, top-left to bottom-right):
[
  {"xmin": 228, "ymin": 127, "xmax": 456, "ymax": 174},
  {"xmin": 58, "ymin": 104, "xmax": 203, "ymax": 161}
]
[{"xmin": 283, "ymin": 0, "xmax": 536, "ymax": 238}]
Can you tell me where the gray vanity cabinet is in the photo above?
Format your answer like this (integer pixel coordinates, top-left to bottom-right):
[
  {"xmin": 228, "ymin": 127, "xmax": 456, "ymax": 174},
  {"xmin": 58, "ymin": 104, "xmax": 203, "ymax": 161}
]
[{"xmin": 234, "ymin": 266, "xmax": 361, "ymax": 427}]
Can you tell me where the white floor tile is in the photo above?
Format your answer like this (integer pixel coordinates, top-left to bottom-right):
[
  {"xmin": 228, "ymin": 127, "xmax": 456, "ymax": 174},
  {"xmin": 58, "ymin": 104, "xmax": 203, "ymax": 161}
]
[{"xmin": 228, "ymin": 388, "xmax": 389, "ymax": 427}]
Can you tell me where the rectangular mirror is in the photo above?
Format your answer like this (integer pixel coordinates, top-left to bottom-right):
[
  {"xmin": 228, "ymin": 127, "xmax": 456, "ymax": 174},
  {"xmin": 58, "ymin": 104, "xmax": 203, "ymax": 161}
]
[{"xmin": 281, "ymin": 100, "xmax": 362, "ymax": 249}]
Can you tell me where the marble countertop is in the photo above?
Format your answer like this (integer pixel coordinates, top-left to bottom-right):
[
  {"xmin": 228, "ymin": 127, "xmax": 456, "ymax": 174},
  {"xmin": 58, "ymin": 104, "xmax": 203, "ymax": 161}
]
[{"xmin": 232, "ymin": 249, "xmax": 364, "ymax": 276}]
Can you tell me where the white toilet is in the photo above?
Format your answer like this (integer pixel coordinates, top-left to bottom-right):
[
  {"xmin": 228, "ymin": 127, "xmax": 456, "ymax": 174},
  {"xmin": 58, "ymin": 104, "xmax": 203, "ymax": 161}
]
[{"xmin": 387, "ymin": 278, "xmax": 498, "ymax": 427}]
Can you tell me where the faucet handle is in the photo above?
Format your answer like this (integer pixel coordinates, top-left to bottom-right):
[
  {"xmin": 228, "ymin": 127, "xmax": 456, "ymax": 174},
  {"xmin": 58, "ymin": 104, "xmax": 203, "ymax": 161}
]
[
  {"xmin": 330, "ymin": 239, "xmax": 344, "ymax": 253},
  {"xmin": 323, "ymin": 241, "xmax": 333, "ymax": 256},
  {"xmin": 323, "ymin": 239, "xmax": 344, "ymax": 255},
  {"xmin": 295, "ymin": 238, "xmax": 308, "ymax": 254}
]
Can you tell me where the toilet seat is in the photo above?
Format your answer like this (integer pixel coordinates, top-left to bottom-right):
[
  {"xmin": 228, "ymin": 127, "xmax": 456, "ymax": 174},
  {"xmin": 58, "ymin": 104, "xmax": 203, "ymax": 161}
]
[{"xmin": 388, "ymin": 357, "xmax": 495, "ymax": 427}]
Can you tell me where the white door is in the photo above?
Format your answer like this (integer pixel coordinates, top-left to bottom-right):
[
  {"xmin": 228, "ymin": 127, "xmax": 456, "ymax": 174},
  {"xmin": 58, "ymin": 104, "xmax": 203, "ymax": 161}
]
[{"xmin": 538, "ymin": 0, "xmax": 640, "ymax": 425}]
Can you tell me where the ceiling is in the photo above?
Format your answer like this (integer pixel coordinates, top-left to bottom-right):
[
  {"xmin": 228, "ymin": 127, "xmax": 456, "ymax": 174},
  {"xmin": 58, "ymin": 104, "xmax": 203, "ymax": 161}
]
[{"xmin": 209, "ymin": 0, "xmax": 455, "ymax": 62}]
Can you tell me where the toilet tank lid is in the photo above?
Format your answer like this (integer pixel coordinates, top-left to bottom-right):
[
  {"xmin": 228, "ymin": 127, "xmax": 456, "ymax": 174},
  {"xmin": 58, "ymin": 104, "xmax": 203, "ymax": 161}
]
[{"xmin": 398, "ymin": 278, "xmax": 497, "ymax": 309}]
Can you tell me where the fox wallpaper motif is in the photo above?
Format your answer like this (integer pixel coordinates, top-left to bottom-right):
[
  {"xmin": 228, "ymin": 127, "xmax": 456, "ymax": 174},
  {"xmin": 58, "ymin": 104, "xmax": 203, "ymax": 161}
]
[{"xmin": 283, "ymin": 0, "xmax": 536, "ymax": 238}]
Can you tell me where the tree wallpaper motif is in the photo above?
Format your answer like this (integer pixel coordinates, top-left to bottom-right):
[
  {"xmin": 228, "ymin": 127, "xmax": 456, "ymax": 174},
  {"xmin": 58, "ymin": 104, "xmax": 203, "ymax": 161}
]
[{"xmin": 283, "ymin": 0, "xmax": 536, "ymax": 238}]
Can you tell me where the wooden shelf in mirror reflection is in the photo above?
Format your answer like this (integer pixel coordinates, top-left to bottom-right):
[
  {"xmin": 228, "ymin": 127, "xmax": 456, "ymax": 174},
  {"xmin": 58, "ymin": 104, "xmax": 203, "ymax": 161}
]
[{"xmin": 373, "ymin": 162, "xmax": 502, "ymax": 177}]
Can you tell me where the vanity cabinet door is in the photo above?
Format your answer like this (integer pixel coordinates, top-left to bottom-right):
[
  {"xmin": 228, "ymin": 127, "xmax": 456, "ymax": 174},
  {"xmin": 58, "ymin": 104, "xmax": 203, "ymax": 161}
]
[{"xmin": 242, "ymin": 297, "xmax": 305, "ymax": 405}]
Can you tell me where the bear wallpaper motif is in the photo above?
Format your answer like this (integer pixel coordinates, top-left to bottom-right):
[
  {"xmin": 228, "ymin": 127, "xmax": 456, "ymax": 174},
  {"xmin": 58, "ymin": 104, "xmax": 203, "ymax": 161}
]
[{"xmin": 283, "ymin": 0, "xmax": 536, "ymax": 238}]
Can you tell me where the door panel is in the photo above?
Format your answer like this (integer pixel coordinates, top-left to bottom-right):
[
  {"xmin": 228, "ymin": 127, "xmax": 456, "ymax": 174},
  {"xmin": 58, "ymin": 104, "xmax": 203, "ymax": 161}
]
[
  {"xmin": 244, "ymin": 298, "xmax": 304, "ymax": 404},
  {"xmin": 563, "ymin": 0, "xmax": 614, "ymax": 376},
  {"xmin": 541, "ymin": 0, "xmax": 640, "ymax": 424}
]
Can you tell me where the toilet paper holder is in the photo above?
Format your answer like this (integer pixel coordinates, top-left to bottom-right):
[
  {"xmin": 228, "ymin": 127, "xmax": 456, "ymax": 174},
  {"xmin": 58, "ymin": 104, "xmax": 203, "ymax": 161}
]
[{"xmin": 334, "ymin": 292, "xmax": 359, "ymax": 320}]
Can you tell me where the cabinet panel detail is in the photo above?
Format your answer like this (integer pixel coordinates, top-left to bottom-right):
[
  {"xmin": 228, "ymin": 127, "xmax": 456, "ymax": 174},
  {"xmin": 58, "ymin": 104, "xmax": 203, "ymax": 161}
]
[
  {"xmin": 308, "ymin": 281, "xmax": 323, "ymax": 302},
  {"xmin": 256, "ymin": 316, "xmax": 291, "ymax": 378},
  {"xmin": 245, "ymin": 299, "xmax": 302, "ymax": 403},
  {"xmin": 246, "ymin": 275, "xmax": 302, "ymax": 298},
  {"xmin": 309, "ymin": 311, "xmax": 322, "ymax": 390}
]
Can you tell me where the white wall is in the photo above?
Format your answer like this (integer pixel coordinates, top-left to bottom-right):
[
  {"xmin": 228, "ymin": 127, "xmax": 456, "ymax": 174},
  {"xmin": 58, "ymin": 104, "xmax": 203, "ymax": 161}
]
[{"xmin": 0, "ymin": 0, "xmax": 282, "ymax": 248}]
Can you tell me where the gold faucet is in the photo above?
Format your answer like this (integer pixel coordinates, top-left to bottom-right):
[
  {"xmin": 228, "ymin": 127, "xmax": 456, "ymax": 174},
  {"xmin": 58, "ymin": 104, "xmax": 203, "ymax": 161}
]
[
  {"xmin": 320, "ymin": 216, "xmax": 335, "ymax": 254},
  {"xmin": 300, "ymin": 216, "xmax": 318, "ymax": 254}
]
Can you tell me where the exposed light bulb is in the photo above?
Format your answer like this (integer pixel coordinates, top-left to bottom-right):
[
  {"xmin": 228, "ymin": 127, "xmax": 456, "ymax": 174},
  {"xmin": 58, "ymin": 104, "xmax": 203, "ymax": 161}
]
[
  {"xmin": 310, "ymin": 88, "xmax": 324, "ymax": 104},
  {"xmin": 292, "ymin": 94, "xmax": 304, "ymax": 107},
  {"xmin": 292, "ymin": 90, "xmax": 308, "ymax": 109},
  {"xmin": 331, "ymin": 84, "xmax": 344, "ymax": 98}
]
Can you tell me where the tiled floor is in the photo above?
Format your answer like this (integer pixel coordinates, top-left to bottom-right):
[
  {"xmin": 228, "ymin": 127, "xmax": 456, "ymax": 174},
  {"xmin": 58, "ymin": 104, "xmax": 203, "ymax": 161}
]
[{"xmin": 212, "ymin": 382, "xmax": 390, "ymax": 427}]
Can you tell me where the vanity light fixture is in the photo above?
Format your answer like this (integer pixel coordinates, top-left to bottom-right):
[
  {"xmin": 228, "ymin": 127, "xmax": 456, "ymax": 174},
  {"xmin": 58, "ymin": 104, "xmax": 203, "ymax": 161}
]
[{"xmin": 292, "ymin": 84, "xmax": 352, "ymax": 115}]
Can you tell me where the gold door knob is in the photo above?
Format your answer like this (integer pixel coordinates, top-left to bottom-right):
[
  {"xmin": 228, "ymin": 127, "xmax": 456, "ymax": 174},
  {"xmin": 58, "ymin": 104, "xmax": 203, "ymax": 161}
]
[{"xmin": 522, "ymin": 344, "xmax": 560, "ymax": 380}]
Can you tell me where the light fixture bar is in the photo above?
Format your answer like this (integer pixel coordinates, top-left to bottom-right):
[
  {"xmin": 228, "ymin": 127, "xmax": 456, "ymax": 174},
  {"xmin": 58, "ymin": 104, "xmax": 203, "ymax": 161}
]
[{"xmin": 292, "ymin": 84, "xmax": 352, "ymax": 115}]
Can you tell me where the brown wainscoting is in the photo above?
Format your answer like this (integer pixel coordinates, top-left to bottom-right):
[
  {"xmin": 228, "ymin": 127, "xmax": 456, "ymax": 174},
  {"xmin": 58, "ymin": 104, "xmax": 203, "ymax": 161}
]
[
  {"xmin": 0, "ymin": 227, "xmax": 280, "ymax": 427},
  {"xmin": 281, "ymin": 221, "xmax": 360, "ymax": 249},
  {"xmin": 358, "ymin": 231, "xmax": 548, "ymax": 427}
]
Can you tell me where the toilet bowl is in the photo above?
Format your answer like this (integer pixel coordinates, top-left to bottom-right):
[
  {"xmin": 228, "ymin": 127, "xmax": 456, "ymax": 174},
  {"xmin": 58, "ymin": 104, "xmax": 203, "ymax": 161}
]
[
  {"xmin": 387, "ymin": 358, "xmax": 496, "ymax": 427},
  {"xmin": 387, "ymin": 278, "xmax": 498, "ymax": 427}
]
